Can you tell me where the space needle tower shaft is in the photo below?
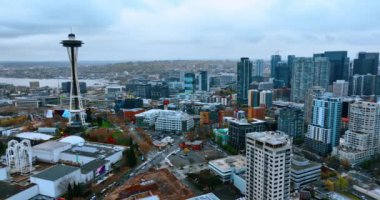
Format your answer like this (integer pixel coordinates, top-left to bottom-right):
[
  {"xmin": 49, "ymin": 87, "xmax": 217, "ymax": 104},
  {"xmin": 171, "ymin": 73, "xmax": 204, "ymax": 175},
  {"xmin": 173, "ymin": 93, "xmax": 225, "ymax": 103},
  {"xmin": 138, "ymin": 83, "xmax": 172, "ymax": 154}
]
[{"xmin": 61, "ymin": 33, "xmax": 86, "ymax": 127}]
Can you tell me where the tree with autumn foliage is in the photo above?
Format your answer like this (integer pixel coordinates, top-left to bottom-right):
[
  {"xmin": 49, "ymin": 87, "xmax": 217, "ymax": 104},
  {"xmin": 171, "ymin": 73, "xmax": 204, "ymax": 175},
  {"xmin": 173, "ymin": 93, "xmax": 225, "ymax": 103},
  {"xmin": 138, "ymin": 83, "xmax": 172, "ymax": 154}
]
[
  {"xmin": 0, "ymin": 115, "xmax": 28, "ymax": 127},
  {"xmin": 138, "ymin": 141, "xmax": 151, "ymax": 155},
  {"xmin": 324, "ymin": 180, "xmax": 335, "ymax": 191},
  {"xmin": 42, "ymin": 118, "xmax": 54, "ymax": 127},
  {"xmin": 136, "ymin": 128, "xmax": 153, "ymax": 145},
  {"xmin": 186, "ymin": 131, "xmax": 197, "ymax": 141},
  {"xmin": 340, "ymin": 159, "xmax": 351, "ymax": 171}
]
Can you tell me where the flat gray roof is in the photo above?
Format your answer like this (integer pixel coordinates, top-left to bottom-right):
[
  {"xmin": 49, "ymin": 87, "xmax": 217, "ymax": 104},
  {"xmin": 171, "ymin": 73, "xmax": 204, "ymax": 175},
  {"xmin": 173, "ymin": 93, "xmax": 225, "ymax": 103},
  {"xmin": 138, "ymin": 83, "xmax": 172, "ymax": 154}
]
[
  {"xmin": 81, "ymin": 159, "xmax": 109, "ymax": 174},
  {"xmin": 62, "ymin": 143, "xmax": 120, "ymax": 158},
  {"xmin": 32, "ymin": 141, "xmax": 71, "ymax": 151},
  {"xmin": 32, "ymin": 164, "xmax": 79, "ymax": 181},
  {"xmin": 0, "ymin": 181, "xmax": 24, "ymax": 199}
]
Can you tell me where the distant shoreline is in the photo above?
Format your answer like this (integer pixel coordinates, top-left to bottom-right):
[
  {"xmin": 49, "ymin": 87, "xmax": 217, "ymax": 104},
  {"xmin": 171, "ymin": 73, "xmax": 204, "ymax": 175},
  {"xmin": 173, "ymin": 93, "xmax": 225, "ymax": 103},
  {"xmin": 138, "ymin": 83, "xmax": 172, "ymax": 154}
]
[{"xmin": 0, "ymin": 77, "xmax": 109, "ymax": 87}]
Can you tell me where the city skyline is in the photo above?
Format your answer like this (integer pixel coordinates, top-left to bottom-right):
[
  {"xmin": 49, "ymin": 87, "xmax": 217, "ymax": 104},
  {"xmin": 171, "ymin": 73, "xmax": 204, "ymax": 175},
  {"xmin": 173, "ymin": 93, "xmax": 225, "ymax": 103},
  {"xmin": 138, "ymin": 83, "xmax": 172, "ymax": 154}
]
[{"xmin": 0, "ymin": 0, "xmax": 379, "ymax": 61}]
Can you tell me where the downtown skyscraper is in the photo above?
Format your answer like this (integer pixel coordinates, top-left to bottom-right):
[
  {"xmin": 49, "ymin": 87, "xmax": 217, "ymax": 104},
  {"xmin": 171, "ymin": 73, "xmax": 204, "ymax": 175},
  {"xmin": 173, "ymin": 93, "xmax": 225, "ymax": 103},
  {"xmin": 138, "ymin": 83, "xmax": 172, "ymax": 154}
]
[
  {"xmin": 254, "ymin": 59, "xmax": 264, "ymax": 77},
  {"xmin": 291, "ymin": 57, "xmax": 330, "ymax": 103},
  {"xmin": 314, "ymin": 51, "xmax": 350, "ymax": 83},
  {"xmin": 278, "ymin": 105, "xmax": 304, "ymax": 139},
  {"xmin": 333, "ymin": 101, "xmax": 380, "ymax": 166},
  {"xmin": 305, "ymin": 94, "xmax": 342, "ymax": 156},
  {"xmin": 246, "ymin": 131, "xmax": 291, "ymax": 200},
  {"xmin": 271, "ymin": 54, "xmax": 281, "ymax": 78},
  {"xmin": 237, "ymin": 57, "xmax": 252, "ymax": 105},
  {"xmin": 353, "ymin": 52, "xmax": 379, "ymax": 76}
]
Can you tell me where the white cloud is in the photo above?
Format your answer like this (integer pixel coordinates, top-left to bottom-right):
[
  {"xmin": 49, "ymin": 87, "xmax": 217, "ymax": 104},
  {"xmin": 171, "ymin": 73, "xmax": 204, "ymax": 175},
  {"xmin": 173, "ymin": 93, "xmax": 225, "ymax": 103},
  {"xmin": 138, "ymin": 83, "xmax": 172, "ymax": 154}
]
[{"xmin": 0, "ymin": 0, "xmax": 378, "ymax": 60}]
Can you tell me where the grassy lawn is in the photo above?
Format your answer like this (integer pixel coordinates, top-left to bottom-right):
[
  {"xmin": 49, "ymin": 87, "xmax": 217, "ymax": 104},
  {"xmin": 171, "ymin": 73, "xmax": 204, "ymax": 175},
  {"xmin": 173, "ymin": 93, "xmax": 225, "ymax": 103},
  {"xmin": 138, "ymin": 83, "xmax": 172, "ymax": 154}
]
[{"xmin": 101, "ymin": 120, "xmax": 112, "ymax": 128}]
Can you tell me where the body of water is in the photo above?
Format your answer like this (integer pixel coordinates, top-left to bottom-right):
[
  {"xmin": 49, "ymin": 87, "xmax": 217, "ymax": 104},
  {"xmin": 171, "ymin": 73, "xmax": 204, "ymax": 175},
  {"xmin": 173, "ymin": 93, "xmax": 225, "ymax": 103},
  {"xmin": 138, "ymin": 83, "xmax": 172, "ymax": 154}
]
[{"xmin": 0, "ymin": 77, "xmax": 109, "ymax": 87}]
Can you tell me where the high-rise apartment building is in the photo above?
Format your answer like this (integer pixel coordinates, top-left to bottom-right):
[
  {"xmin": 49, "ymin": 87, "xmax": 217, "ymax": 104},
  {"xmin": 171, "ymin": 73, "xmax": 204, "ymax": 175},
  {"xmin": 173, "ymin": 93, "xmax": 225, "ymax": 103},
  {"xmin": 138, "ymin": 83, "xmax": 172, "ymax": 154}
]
[
  {"xmin": 304, "ymin": 86, "xmax": 325, "ymax": 124},
  {"xmin": 314, "ymin": 51, "xmax": 349, "ymax": 83},
  {"xmin": 353, "ymin": 52, "xmax": 379, "ymax": 76},
  {"xmin": 228, "ymin": 111, "xmax": 266, "ymax": 151},
  {"xmin": 305, "ymin": 94, "xmax": 342, "ymax": 156},
  {"xmin": 197, "ymin": 71, "xmax": 209, "ymax": 91},
  {"xmin": 291, "ymin": 57, "xmax": 314, "ymax": 103},
  {"xmin": 246, "ymin": 131, "xmax": 291, "ymax": 200},
  {"xmin": 271, "ymin": 55, "xmax": 281, "ymax": 78},
  {"xmin": 275, "ymin": 62, "xmax": 291, "ymax": 88},
  {"xmin": 184, "ymin": 72, "xmax": 196, "ymax": 93},
  {"xmin": 291, "ymin": 57, "xmax": 330, "ymax": 103},
  {"xmin": 313, "ymin": 57, "xmax": 330, "ymax": 91},
  {"xmin": 333, "ymin": 101, "xmax": 380, "ymax": 166},
  {"xmin": 349, "ymin": 74, "xmax": 376, "ymax": 96},
  {"xmin": 237, "ymin": 58, "xmax": 253, "ymax": 104},
  {"xmin": 253, "ymin": 59, "xmax": 264, "ymax": 77},
  {"xmin": 255, "ymin": 59, "xmax": 264, "ymax": 77},
  {"xmin": 248, "ymin": 89, "xmax": 260, "ymax": 107},
  {"xmin": 259, "ymin": 90, "xmax": 273, "ymax": 108},
  {"xmin": 278, "ymin": 105, "xmax": 304, "ymax": 139},
  {"xmin": 332, "ymin": 80, "xmax": 349, "ymax": 97}
]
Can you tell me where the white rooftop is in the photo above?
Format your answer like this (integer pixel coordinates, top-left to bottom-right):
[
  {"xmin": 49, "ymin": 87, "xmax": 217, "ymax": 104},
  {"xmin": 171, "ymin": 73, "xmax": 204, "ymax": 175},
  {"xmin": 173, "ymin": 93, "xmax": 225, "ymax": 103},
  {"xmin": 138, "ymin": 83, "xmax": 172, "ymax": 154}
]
[
  {"xmin": 59, "ymin": 136, "xmax": 85, "ymax": 146},
  {"xmin": 32, "ymin": 141, "xmax": 71, "ymax": 151},
  {"xmin": 16, "ymin": 132, "xmax": 54, "ymax": 141},
  {"xmin": 187, "ymin": 193, "xmax": 220, "ymax": 200},
  {"xmin": 136, "ymin": 109, "xmax": 191, "ymax": 120},
  {"xmin": 209, "ymin": 155, "xmax": 245, "ymax": 173},
  {"xmin": 247, "ymin": 131, "xmax": 290, "ymax": 146}
]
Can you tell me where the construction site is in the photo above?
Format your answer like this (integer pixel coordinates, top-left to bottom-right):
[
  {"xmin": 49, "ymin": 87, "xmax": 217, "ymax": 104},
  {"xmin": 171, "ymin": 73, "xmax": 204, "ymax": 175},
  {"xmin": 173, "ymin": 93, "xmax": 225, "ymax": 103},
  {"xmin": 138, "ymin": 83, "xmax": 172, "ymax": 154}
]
[{"xmin": 106, "ymin": 168, "xmax": 194, "ymax": 200}]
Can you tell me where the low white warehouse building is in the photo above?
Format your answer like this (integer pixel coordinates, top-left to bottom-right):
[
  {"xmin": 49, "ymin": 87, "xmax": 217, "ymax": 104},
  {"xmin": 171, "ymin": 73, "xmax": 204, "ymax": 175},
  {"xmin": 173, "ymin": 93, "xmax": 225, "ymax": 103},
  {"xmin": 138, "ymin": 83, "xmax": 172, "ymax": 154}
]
[
  {"xmin": 30, "ymin": 164, "xmax": 81, "ymax": 198},
  {"xmin": 32, "ymin": 141, "xmax": 72, "ymax": 163}
]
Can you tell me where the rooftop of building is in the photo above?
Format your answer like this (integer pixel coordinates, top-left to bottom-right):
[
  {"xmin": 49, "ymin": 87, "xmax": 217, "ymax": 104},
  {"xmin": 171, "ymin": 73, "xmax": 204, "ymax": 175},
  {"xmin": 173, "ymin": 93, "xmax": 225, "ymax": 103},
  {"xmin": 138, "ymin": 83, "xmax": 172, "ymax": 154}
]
[
  {"xmin": 214, "ymin": 128, "xmax": 228, "ymax": 134},
  {"xmin": 0, "ymin": 181, "xmax": 36, "ymax": 199},
  {"xmin": 105, "ymin": 168, "xmax": 194, "ymax": 200},
  {"xmin": 61, "ymin": 142, "xmax": 125, "ymax": 159},
  {"xmin": 135, "ymin": 109, "xmax": 191, "ymax": 120},
  {"xmin": 32, "ymin": 164, "xmax": 79, "ymax": 181},
  {"xmin": 209, "ymin": 155, "xmax": 246, "ymax": 172},
  {"xmin": 187, "ymin": 193, "xmax": 220, "ymax": 200},
  {"xmin": 32, "ymin": 140, "xmax": 71, "ymax": 151},
  {"xmin": 16, "ymin": 132, "xmax": 54, "ymax": 141},
  {"xmin": 291, "ymin": 156, "xmax": 321, "ymax": 171},
  {"xmin": 273, "ymin": 100, "xmax": 304, "ymax": 109},
  {"xmin": 247, "ymin": 131, "xmax": 290, "ymax": 147},
  {"xmin": 81, "ymin": 159, "xmax": 109, "ymax": 174},
  {"xmin": 122, "ymin": 108, "xmax": 145, "ymax": 112},
  {"xmin": 351, "ymin": 100, "xmax": 380, "ymax": 107},
  {"xmin": 229, "ymin": 117, "xmax": 265, "ymax": 126}
]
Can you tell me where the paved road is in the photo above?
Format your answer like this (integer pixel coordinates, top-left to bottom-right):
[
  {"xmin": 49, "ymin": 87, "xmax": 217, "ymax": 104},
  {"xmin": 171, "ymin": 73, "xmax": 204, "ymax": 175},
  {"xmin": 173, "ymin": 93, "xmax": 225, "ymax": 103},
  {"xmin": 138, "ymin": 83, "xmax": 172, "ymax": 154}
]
[{"xmin": 98, "ymin": 137, "xmax": 183, "ymax": 199}]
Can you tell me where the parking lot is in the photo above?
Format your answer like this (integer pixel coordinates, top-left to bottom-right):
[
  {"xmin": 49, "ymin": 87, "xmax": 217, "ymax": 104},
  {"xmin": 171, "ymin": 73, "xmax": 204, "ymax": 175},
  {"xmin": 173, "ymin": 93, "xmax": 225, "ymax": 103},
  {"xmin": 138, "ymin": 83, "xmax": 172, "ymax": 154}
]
[{"xmin": 169, "ymin": 141, "xmax": 226, "ymax": 168}]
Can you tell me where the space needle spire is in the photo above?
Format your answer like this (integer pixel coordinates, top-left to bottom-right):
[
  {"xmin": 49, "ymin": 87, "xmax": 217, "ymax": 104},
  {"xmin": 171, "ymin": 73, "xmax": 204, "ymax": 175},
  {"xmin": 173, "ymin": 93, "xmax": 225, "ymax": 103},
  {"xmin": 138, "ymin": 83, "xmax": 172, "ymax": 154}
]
[{"xmin": 61, "ymin": 33, "xmax": 86, "ymax": 127}]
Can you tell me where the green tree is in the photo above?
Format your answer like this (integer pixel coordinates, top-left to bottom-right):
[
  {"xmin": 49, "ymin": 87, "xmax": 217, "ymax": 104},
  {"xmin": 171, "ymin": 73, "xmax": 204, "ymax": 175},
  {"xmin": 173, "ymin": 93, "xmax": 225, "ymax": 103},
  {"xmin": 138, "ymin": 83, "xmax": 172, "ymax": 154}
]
[
  {"xmin": 335, "ymin": 176, "xmax": 349, "ymax": 192},
  {"xmin": 0, "ymin": 141, "xmax": 6, "ymax": 156},
  {"xmin": 67, "ymin": 183, "xmax": 73, "ymax": 200},
  {"xmin": 96, "ymin": 116, "xmax": 103, "ymax": 126},
  {"xmin": 326, "ymin": 156, "xmax": 340, "ymax": 170},
  {"xmin": 216, "ymin": 136, "xmax": 223, "ymax": 146},
  {"xmin": 125, "ymin": 146, "xmax": 137, "ymax": 167}
]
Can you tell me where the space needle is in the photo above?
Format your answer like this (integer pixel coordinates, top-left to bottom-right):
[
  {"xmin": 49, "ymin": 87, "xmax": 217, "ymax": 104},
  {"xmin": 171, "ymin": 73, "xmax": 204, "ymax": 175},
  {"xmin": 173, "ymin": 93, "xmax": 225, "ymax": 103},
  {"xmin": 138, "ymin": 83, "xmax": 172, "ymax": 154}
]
[{"xmin": 61, "ymin": 33, "xmax": 86, "ymax": 127}]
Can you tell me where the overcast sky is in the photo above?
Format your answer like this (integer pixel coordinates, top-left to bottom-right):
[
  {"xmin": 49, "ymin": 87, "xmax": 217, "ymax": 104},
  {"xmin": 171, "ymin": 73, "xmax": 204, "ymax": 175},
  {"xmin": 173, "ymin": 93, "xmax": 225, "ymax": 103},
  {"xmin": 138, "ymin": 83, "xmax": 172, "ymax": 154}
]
[{"xmin": 0, "ymin": 0, "xmax": 379, "ymax": 61}]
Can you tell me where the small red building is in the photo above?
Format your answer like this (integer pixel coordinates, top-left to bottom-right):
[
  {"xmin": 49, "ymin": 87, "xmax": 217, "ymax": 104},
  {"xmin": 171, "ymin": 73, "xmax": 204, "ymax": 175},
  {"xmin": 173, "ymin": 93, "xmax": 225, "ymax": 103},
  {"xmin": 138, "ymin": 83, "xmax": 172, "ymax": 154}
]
[{"xmin": 180, "ymin": 140, "xmax": 203, "ymax": 150}]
